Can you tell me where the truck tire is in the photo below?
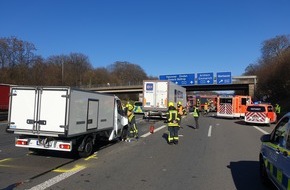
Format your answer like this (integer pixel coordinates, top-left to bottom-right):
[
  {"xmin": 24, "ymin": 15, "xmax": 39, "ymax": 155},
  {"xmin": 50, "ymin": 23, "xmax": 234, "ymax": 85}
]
[{"xmin": 78, "ymin": 138, "xmax": 93, "ymax": 158}]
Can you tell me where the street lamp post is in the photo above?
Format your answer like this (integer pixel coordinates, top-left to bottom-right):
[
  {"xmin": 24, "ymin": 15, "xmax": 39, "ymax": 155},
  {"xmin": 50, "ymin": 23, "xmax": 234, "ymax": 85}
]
[{"xmin": 62, "ymin": 60, "xmax": 64, "ymax": 85}]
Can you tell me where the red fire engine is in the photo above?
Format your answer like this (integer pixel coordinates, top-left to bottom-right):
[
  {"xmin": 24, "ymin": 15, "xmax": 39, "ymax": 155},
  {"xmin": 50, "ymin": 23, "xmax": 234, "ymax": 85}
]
[
  {"xmin": 217, "ymin": 95, "xmax": 252, "ymax": 118},
  {"xmin": 187, "ymin": 95, "xmax": 217, "ymax": 112}
]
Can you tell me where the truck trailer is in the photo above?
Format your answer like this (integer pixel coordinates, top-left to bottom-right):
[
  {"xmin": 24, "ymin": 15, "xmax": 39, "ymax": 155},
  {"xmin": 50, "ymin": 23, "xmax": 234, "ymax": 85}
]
[
  {"xmin": 7, "ymin": 86, "xmax": 128, "ymax": 157},
  {"xmin": 143, "ymin": 80, "xmax": 186, "ymax": 119},
  {"xmin": 0, "ymin": 84, "xmax": 10, "ymax": 111}
]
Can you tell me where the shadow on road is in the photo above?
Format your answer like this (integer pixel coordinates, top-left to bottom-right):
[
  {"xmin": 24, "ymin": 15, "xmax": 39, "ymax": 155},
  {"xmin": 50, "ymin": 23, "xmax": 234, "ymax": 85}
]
[
  {"xmin": 29, "ymin": 139, "xmax": 119, "ymax": 159},
  {"xmin": 228, "ymin": 161, "xmax": 276, "ymax": 190}
]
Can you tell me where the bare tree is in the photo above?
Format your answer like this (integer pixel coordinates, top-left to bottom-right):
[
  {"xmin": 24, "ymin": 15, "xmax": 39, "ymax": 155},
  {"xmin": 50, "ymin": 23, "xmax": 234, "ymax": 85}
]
[
  {"xmin": 245, "ymin": 34, "xmax": 290, "ymax": 113},
  {"xmin": 107, "ymin": 61, "xmax": 148, "ymax": 85},
  {"xmin": 65, "ymin": 53, "xmax": 92, "ymax": 86},
  {"xmin": 0, "ymin": 36, "xmax": 37, "ymax": 84},
  {"xmin": 261, "ymin": 35, "xmax": 290, "ymax": 61},
  {"xmin": 86, "ymin": 67, "xmax": 113, "ymax": 87}
]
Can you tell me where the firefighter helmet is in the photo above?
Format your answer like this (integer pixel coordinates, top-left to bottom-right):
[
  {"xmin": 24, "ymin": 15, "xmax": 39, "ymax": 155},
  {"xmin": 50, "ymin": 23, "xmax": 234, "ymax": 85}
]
[{"xmin": 168, "ymin": 102, "xmax": 174, "ymax": 107}]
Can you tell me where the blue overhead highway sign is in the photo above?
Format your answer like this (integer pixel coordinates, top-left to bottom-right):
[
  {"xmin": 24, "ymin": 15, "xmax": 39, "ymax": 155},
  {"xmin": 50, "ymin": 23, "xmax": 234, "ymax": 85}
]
[
  {"xmin": 197, "ymin": 72, "xmax": 214, "ymax": 85},
  {"xmin": 217, "ymin": 72, "xmax": 232, "ymax": 84},
  {"xmin": 159, "ymin": 73, "xmax": 195, "ymax": 86}
]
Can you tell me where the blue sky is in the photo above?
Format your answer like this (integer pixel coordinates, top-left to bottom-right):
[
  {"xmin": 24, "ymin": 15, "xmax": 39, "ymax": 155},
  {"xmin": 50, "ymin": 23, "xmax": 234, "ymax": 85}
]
[{"xmin": 1, "ymin": 0, "xmax": 289, "ymax": 77}]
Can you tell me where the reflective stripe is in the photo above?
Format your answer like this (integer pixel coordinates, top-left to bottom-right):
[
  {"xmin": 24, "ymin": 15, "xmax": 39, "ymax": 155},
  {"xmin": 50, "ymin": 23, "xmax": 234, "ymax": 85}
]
[
  {"xmin": 168, "ymin": 110, "xmax": 179, "ymax": 127},
  {"xmin": 263, "ymin": 156, "xmax": 290, "ymax": 190},
  {"xmin": 168, "ymin": 133, "xmax": 173, "ymax": 141},
  {"xmin": 264, "ymin": 142, "xmax": 290, "ymax": 155},
  {"xmin": 277, "ymin": 170, "xmax": 283, "ymax": 183}
]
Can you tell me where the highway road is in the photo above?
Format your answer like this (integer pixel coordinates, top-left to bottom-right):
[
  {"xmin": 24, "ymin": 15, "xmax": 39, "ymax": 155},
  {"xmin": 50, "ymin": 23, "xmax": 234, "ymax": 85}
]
[{"xmin": 0, "ymin": 113, "xmax": 277, "ymax": 190}]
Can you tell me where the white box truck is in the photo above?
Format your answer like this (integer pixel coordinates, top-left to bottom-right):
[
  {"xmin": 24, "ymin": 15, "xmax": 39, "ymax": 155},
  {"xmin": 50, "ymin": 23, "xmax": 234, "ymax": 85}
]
[
  {"xmin": 143, "ymin": 80, "xmax": 186, "ymax": 119},
  {"xmin": 7, "ymin": 86, "xmax": 128, "ymax": 157}
]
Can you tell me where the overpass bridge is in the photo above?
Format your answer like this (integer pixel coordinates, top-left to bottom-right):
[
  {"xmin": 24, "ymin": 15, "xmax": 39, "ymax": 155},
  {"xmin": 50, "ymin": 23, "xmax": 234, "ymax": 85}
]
[{"xmin": 83, "ymin": 75, "xmax": 257, "ymax": 98}]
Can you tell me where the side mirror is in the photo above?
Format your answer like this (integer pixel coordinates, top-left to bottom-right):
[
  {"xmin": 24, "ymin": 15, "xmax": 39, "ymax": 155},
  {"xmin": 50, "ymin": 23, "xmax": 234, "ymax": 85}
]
[{"xmin": 260, "ymin": 134, "xmax": 271, "ymax": 142}]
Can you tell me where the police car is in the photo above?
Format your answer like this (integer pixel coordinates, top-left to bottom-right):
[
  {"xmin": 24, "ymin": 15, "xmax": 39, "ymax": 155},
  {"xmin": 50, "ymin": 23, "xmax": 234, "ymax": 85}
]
[{"xmin": 259, "ymin": 112, "xmax": 290, "ymax": 189}]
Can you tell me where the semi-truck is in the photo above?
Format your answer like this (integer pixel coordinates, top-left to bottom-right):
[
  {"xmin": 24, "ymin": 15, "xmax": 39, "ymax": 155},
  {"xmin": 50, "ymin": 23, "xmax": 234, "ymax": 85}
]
[
  {"xmin": 0, "ymin": 84, "xmax": 10, "ymax": 120},
  {"xmin": 0, "ymin": 84, "xmax": 10, "ymax": 111},
  {"xmin": 7, "ymin": 86, "xmax": 128, "ymax": 157},
  {"xmin": 143, "ymin": 80, "xmax": 186, "ymax": 119}
]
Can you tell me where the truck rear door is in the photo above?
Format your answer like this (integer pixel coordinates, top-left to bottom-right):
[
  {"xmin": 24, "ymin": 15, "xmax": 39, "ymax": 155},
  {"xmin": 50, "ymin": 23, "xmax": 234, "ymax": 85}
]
[
  {"xmin": 155, "ymin": 81, "xmax": 167, "ymax": 108},
  {"xmin": 9, "ymin": 87, "xmax": 37, "ymax": 131},
  {"xmin": 218, "ymin": 97, "xmax": 233, "ymax": 115},
  {"xmin": 143, "ymin": 81, "xmax": 156, "ymax": 109},
  {"xmin": 38, "ymin": 88, "xmax": 67, "ymax": 133},
  {"xmin": 9, "ymin": 87, "xmax": 67, "ymax": 135}
]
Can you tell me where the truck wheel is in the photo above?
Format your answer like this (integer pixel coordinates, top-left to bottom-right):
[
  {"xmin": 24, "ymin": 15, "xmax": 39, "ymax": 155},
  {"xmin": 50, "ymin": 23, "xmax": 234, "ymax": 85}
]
[{"xmin": 78, "ymin": 138, "xmax": 93, "ymax": 158}]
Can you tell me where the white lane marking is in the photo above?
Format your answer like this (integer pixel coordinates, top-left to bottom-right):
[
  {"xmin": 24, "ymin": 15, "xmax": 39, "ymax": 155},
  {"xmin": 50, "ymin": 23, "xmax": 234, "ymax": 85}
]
[
  {"xmin": 253, "ymin": 126, "xmax": 269, "ymax": 134},
  {"xmin": 141, "ymin": 125, "xmax": 167, "ymax": 138},
  {"xmin": 29, "ymin": 166, "xmax": 85, "ymax": 190},
  {"xmin": 208, "ymin": 125, "xmax": 212, "ymax": 137},
  {"xmin": 28, "ymin": 124, "xmax": 167, "ymax": 189}
]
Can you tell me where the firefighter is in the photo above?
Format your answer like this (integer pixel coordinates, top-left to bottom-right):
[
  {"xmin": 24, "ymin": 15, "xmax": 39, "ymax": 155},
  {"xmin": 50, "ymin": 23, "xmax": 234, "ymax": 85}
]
[
  {"xmin": 196, "ymin": 99, "xmax": 200, "ymax": 107},
  {"xmin": 166, "ymin": 102, "xmax": 180, "ymax": 145},
  {"xmin": 193, "ymin": 105, "xmax": 200, "ymax": 129},
  {"xmin": 203, "ymin": 102, "xmax": 208, "ymax": 115},
  {"xmin": 177, "ymin": 101, "xmax": 184, "ymax": 125},
  {"xmin": 125, "ymin": 104, "xmax": 138, "ymax": 142},
  {"xmin": 275, "ymin": 103, "xmax": 281, "ymax": 120}
]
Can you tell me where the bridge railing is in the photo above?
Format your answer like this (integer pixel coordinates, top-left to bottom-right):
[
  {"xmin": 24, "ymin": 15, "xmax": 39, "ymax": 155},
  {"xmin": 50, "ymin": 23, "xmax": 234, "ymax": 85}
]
[{"xmin": 80, "ymin": 75, "xmax": 257, "ymax": 89}]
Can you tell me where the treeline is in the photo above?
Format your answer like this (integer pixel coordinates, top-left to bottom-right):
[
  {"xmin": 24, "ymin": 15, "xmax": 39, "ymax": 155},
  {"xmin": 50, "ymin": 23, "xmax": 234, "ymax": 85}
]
[
  {"xmin": 0, "ymin": 36, "xmax": 156, "ymax": 100},
  {"xmin": 244, "ymin": 34, "xmax": 290, "ymax": 114},
  {"xmin": 1, "ymin": 35, "xmax": 290, "ymax": 111}
]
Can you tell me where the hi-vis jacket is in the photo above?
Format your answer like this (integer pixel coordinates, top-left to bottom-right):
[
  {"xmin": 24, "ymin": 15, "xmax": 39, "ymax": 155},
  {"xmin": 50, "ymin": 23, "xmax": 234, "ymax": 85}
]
[
  {"xmin": 128, "ymin": 113, "xmax": 138, "ymax": 136},
  {"xmin": 167, "ymin": 109, "xmax": 180, "ymax": 127},
  {"xmin": 193, "ymin": 107, "xmax": 199, "ymax": 117}
]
